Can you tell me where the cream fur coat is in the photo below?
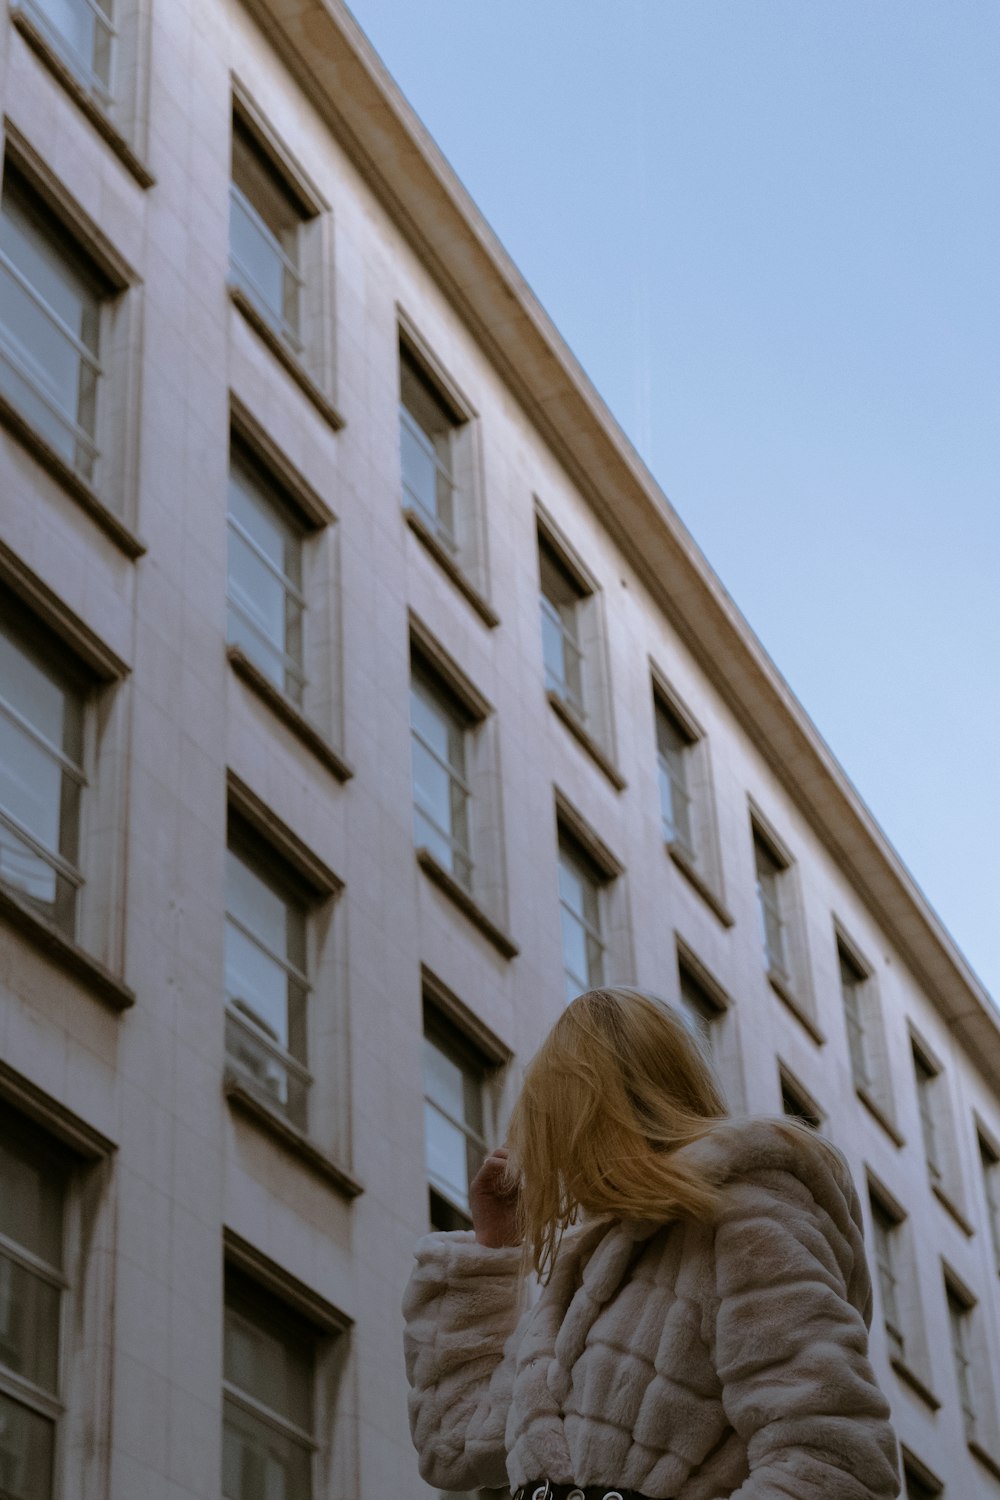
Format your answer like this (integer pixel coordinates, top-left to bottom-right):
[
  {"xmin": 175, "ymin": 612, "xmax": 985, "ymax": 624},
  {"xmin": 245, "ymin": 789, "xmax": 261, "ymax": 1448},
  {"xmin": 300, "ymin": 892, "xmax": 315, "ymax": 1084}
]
[{"xmin": 403, "ymin": 1117, "xmax": 900, "ymax": 1499}]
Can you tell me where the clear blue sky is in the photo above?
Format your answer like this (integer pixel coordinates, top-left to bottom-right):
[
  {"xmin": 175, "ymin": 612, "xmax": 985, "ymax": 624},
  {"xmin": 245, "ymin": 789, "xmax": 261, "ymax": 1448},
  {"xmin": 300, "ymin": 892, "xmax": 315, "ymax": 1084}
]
[{"xmin": 346, "ymin": 0, "xmax": 1000, "ymax": 1004}]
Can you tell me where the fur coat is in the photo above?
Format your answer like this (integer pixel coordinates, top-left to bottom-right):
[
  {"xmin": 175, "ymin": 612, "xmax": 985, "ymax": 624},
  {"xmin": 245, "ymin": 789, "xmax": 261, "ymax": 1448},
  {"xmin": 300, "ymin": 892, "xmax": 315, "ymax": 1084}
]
[{"xmin": 402, "ymin": 1116, "xmax": 901, "ymax": 1498}]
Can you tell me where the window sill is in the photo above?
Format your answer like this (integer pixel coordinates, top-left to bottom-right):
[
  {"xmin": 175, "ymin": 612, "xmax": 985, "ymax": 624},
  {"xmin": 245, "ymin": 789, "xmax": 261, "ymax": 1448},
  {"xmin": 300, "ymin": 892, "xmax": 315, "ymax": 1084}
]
[
  {"xmin": 402, "ymin": 507, "xmax": 499, "ymax": 628},
  {"xmin": 666, "ymin": 841, "xmax": 735, "ymax": 928},
  {"xmin": 856, "ymin": 1085, "xmax": 905, "ymax": 1148},
  {"xmin": 227, "ymin": 647, "xmax": 353, "ymax": 783},
  {"xmin": 969, "ymin": 1439, "xmax": 1000, "ymax": 1484},
  {"xmin": 931, "ymin": 1180, "xmax": 975, "ymax": 1238},
  {"xmin": 0, "ymin": 884, "xmax": 135, "ymax": 1012},
  {"xmin": 546, "ymin": 691, "xmax": 626, "ymax": 792},
  {"xmin": 890, "ymin": 1356, "xmax": 940, "ymax": 1411},
  {"xmin": 0, "ymin": 393, "xmax": 146, "ymax": 559},
  {"xmin": 10, "ymin": 6, "xmax": 155, "ymax": 189},
  {"xmin": 767, "ymin": 969, "xmax": 825, "ymax": 1046},
  {"xmin": 224, "ymin": 1076, "xmax": 363, "ymax": 1200},
  {"xmin": 229, "ymin": 287, "xmax": 345, "ymax": 432},
  {"xmin": 416, "ymin": 848, "xmax": 519, "ymax": 960}
]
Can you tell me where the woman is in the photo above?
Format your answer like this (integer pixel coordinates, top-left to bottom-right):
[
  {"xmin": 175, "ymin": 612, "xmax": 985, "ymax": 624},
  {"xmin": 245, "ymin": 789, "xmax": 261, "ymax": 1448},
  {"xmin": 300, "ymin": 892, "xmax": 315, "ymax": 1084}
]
[{"xmin": 403, "ymin": 987, "xmax": 901, "ymax": 1500}]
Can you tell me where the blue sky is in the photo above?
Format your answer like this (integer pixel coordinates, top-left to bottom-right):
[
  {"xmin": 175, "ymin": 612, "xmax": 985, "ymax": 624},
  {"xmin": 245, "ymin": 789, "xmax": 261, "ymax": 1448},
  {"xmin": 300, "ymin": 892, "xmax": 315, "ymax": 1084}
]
[{"xmin": 346, "ymin": 1, "xmax": 1000, "ymax": 1003}]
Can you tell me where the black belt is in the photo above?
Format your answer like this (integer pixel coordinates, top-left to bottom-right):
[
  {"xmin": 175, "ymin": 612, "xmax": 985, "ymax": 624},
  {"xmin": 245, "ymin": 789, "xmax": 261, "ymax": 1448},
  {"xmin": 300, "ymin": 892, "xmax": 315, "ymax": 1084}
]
[{"xmin": 513, "ymin": 1484, "xmax": 655, "ymax": 1500}]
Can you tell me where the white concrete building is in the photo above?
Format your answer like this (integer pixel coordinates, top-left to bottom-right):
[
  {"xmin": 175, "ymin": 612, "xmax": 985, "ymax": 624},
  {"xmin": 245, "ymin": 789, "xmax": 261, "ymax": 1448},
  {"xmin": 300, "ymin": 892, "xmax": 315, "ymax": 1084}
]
[{"xmin": 0, "ymin": 2, "xmax": 998, "ymax": 1498}]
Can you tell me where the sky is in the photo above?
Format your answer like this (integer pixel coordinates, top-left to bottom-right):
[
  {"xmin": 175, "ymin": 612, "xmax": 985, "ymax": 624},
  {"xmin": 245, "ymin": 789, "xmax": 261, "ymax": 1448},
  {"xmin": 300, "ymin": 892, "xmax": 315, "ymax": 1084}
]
[{"xmin": 345, "ymin": 0, "xmax": 1000, "ymax": 1004}]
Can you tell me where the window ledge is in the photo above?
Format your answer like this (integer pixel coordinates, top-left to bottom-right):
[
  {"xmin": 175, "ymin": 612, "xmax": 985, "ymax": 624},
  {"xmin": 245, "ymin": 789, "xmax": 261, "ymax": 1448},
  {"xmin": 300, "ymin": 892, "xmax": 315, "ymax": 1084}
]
[
  {"xmin": 402, "ymin": 507, "xmax": 500, "ymax": 628},
  {"xmin": 224, "ymin": 1076, "xmax": 363, "ymax": 1200},
  {"xmin": 227, "ymin": 647, "xmax": 353, "ymax": 783},
  {"xmin": 666, "ymin": 841, "xmax": 735, "ymax": 928},
  {"xmin": 416, "ymin": 848, "xmax": 519, "ymax": 960},
  {"xmin": 932, "ymin": 1180, "xmax": 975, "ymax": 1238},
  {"xmin": 229, "ymin": 287, "xmax": 345, "ymax": 432},
  {"xmin": 767, "ymin": 969, "xmax": 825, "ymax": 1046},
  {"xmin": 856, "ymin": 1085, "xmax": 905, "ymax": 1148},
  {"xmin": 970, "ymin": 1439, "xmax": 1000, "ymax": 1484},
  {"xmin": 546, "ymin": 690, "xmax": 626, "ymax": 792},
  {"xmin": 10, "ymin": 7, "xmax": 155, "ymax": 189},
  {"xmin": 890, "ymin": 1356, "xmax": 940, "ymax": 1410},
  {"xmin": 0, "ymin": 393, "xmax": 146, "ymax": 559},
  {"xmin": 0, "ymin": 884, "xmax": 134, "ymax": 1012}
]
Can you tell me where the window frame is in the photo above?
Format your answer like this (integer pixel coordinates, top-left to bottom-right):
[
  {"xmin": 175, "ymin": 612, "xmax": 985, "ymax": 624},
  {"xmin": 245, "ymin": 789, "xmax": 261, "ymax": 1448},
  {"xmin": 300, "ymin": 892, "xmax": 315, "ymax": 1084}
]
[
  {"xmin": 396, "ymin": 312, "xmax": 494, "ymax": 622},
  {"xmin": 409, "ymin": 658, "xmax": 476, "ymax": 897},
  {"xmin": 943, "ymin": 1268, "xmax": 978, "ymax": 1440},
  {"xmin": 0, "ymin": 131, "xmax": 142, "ymax": 544},
  {"xmin": 674, "ymin": 937, "xmax": 729, "ymax": 1059},
  {"xmin": 224, "ymin": 774, "xmax": 343, "ymax": 1147},
  {"xmin": 554, "ymin": 790, "xmax": 627, "ymax": 1007},
  {"xmin": 867, "ymin": 1185, "xmax": 908, "ymax": 1366},
  {"xmin": 535, "ymin": 501, "xmax": 621, "ymax": 787},
  {"xmin": 651, "ymin": 664, "xmax": 728, "ymax": 920},
  {"xmin": 227, "ymin": 81, "xmax": 338, "ymax": 426},
  {"xmin": 0, "ymin": 547, "xmax": 131, "ymax": 1002},
  {"xmin": 777, "ymin": 1064, "xmax": 824, "ymax": 1132},
  {"xmin": 975, "ymin": 1119, "xmax": 1000, "ymax": 1274},
  {"xmin": 422, "ymin": 1002, "xmax": 497, "ymax": 1233},
  {"xmin": 748, "ymin": 803, "xmax": 818, "ymax": 1038}
]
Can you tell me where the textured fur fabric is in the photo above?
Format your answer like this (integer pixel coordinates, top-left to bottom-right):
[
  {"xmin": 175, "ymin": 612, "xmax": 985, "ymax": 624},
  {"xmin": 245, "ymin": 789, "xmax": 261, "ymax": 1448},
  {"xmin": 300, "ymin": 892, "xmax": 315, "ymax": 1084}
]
[{"xmin": 402, "ymin": 1117, "xmax": 901, "ymax": 1498}]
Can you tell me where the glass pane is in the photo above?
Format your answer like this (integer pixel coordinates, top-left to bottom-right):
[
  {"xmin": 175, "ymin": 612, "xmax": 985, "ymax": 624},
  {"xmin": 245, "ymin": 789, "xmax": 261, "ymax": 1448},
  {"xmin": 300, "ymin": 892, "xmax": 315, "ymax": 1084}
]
[
  {"xmin": 227, "ymin": 851, "xmax": 289, "ymax": 962},
  {"xmin": 34, "ymin": 0, "xmax": 111, "ymax": 88},
  {"xmin": 410, "ymin": 681, "xmax": 454, "ymax": 765},
  {"xmin": 224, "ymin": 1012, "xmax": 308, "ymax": 1128},
  {"xmin": 557, "ymin": 851, "xmax": 586, "ymax": 922},
  {"xmin": 229, "ymin": 467, "xmax": 298, "ymax": 580},
  {"xmin": 230, "ymin": 196, "xmax": 287, "ymax": 335},
  {"xmin": 0, "ymin": 1391, "xmax": 54, "ymax": 1500},
  {"xmin": 223, "ymin": 1401, "xmax": 312, "ymax": 1500},
  {"xmin": 0, "ymin": 191, "xmax": 99, "ymax": 355},
  {"xmin": 229, "ymin": 531, "xmax": 288, "ymax": 655},
  {"xmin": 560, "ymin": 906, "xmax": 590, "ymax": 999},
  {"xmin": 400, "ymin": 415, "xmax": 439, "ymax": 524},
  {"xmin": 423, "ymin": 1036, "xmax": 465, "ymax": 1120},
  {"xmin": 413, "ymin": 805, "xmax": 453, "ymax": 875},
  {"xmin": 0, "ymin": 1254, "xmax": 61, "ymax": 1392},
  {"xmin": 224, "ymin": 1309, "xmax": 312, "ymax": 1429},
  {"xmin": 424, "ymin": 1102, "xmax": 470, "ymax": 1211},
  {"xmin": 0, "ymin": 1134, "xmax": 63, "ymax": 1267},
  {"xmin": 540, "ymin": 601, "xmax": 567, "ymax": 695},
  {"xmin": 232, "ymin": 125, "xmax": 302, "ymax": 246},
  {"xmin": 225, "ymin": 920, "xmax": 289, "ymax": 1051},
  {"xmin": 411, "ymin": 738, "xmax": 452, "ymax": 840}
]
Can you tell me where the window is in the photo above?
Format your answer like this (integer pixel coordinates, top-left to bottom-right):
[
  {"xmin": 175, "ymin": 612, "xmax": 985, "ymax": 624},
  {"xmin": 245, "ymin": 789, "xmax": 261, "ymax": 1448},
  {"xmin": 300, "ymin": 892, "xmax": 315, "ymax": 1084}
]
[
  {"xmin": 901, "ymin": 1453, "xmax": 942, "ymax": 1500},
  {"xmin": 400, "ymin": 343, "xmax": 461, "ymax": 556},
  {"xmin": 229, "ymin": 109, "xmax": 309, "ymax": 352},
  {"xmin": 558, "ymin": 831, "xmax": 605, "ymax": 1006},
  {"xmin": 978, "ymin": 1129, "xmax": 1000, "ymax": 1272},
  {"xmin": 779, "ymin": 1068, "xmax": 822, "ymax": 1131},
  {"xmin": 912, "ymin": 1042, "xmax": 942, "ymax": 1185},
  {"xmin": 539, "ymin": 531, "xmax": 586, "ymax": 721},
  {"xmin": 223, "ymin": 1270, "xmax": 317, "ymax": 1500},
  {"xmin": 655, "ymin": 695, "xmax": 695, "ymax": 858},
  {"xmin": 423, "ymin": 1010, "xmax": 491, "ymax": 1233},
  {"xmin": 753, "ymin": 826, "xmax": 789, "ymax": 985},
  {"xmin": 410, "ymin": 663, "xmax": 473, "ymax": 894},
  {"xmin": 678, "ymin": 957, "xmax": 721, "ymax": 1056},
  {"xmin": 839, "ymin": 940, "xmax": 873, "ymax": 1093},
  {"xmin": 0, "ymin": 1115, "xmax": 70, "ymax": 1500},
  {"xmin": 868, "ymin": 1191, "xmax": 906, "ymax": 1364},
  {"xmin": 944, "ymin": 1278, "xmax": 977, "ymax": 1439},
  {"xmin": 227, "ymin": 443, "xmax": 306, "ymax": 709},
  {"xmin": 0, "ymin": 167, "xmax": 111, "ymax": 483},
  {"xmin": 224, "ymin": 833, "xmax": 311, "ymax": 1130},
  {"xmin": 0, "ymin": 602, "xmax": 86, "ymax": 935},
  {"xmin": 18, "ymin": 0, "xmax": 114, "ymax": 106}
]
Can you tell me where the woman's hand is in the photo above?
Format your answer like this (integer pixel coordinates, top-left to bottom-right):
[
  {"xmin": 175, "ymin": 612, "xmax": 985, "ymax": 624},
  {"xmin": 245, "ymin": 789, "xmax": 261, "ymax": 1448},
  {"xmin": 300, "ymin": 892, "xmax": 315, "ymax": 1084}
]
[{"xmin": 470, "ymin": 1146, "xmax": 522, "ymax": 1247}]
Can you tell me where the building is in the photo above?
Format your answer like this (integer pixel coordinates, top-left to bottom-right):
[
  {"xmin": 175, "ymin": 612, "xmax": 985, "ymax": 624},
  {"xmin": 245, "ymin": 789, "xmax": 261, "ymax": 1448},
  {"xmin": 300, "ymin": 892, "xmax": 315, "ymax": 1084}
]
[{"xmin": 0, "ymin": 1, "xmax": 999, "ymax": 1497}]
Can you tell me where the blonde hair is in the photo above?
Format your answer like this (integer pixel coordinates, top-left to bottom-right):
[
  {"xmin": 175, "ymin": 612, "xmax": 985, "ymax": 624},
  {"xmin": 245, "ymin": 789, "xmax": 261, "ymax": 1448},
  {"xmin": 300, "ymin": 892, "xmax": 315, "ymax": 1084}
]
[{"xmin": 504, "ymin": 986, "xmax": 730, "ymax": 1281}]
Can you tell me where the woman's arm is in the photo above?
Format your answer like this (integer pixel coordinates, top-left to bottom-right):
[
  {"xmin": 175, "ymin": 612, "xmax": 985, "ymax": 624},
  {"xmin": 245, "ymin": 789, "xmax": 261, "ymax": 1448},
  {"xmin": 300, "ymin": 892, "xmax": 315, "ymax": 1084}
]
[
  {"xmin": 711, "ymin": 1150, "xmax": 901, "ymax": 1499},
  {"xmin": 402, "ymin": 1229, "xmax": 525, "ymax": 1492}
]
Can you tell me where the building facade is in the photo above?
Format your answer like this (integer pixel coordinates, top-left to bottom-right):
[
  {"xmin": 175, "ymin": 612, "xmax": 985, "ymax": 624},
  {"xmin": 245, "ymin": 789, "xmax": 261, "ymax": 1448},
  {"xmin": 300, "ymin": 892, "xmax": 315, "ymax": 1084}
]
[{"xmin": 0, "ymin": 2, "xmax": 999, "ymax": 1499}]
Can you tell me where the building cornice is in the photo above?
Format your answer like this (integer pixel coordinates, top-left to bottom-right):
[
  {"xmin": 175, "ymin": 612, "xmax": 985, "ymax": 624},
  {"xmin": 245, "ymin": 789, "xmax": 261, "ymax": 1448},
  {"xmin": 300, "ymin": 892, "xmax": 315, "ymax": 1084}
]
[{"xmin": 242, "ymin": 0, "xmax": 1000, "ymax": 1081}]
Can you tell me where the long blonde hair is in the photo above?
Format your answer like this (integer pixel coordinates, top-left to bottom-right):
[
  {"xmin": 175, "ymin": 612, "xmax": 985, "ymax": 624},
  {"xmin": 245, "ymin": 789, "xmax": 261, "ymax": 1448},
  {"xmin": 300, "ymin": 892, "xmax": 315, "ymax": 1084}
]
[{"xmin": 504, "ymin": 986, "xmax": 730, "ymax": 1281}]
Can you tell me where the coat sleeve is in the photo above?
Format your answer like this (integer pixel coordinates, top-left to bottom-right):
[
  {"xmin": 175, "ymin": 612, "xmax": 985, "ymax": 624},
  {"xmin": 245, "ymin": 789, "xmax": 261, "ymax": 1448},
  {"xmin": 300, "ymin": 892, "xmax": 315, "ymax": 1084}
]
[
  {"xmin": 402, "ymin": 1229, "xmax": 526, "ymax": 1492},
  {"xmin": 711, "ymin": 1150, "xmax": 901, "ymax": 1500}
]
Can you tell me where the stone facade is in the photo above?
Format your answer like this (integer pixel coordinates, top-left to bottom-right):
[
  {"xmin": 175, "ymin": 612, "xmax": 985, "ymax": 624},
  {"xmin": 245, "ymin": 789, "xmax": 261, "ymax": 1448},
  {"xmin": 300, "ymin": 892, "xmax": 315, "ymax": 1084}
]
[{"xmin": 0, "ymin": 2, "xmax": 998, "ymax": 1499}]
